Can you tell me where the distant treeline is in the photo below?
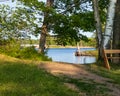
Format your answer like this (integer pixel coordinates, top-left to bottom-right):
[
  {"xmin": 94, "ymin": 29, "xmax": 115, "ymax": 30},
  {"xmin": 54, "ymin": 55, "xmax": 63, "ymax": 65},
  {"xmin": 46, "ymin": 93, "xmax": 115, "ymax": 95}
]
[
  {"xmin": 0, "ymin": 36, "xmax": 96, "ymax": 47},
  {"xmin": 29, "ymin": 36, "xmax": 96, "ymax": 47}
]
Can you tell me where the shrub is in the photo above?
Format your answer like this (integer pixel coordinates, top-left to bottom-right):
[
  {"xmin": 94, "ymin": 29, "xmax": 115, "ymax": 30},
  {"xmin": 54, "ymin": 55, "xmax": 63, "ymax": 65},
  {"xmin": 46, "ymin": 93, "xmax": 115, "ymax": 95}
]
[
  {"xmin": 16, "ymin": 46, "xmax": 52, "ymax": 61},
  {"xmin": 0, "ymin": 45, "xmax": 51, "ymax": 61}
]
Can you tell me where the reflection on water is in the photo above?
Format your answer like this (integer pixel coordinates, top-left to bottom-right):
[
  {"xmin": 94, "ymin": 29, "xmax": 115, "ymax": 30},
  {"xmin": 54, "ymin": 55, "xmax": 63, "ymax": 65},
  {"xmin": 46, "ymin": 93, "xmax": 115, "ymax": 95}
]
[{"xmin": 47, "ymin": 48, "xmax": 96, "ymax": 64}]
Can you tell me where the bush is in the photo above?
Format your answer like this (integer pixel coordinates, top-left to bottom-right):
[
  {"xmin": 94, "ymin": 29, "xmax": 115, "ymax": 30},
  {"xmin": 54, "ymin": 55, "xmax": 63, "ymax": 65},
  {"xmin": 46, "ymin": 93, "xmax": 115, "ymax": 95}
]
[
  {"xmin": 16, "ymin": 46, "xmax": 51, "ymax": 61},
  {"xmin": 0, "ymin": 45, "xmax": 51, "ymax": 61}
]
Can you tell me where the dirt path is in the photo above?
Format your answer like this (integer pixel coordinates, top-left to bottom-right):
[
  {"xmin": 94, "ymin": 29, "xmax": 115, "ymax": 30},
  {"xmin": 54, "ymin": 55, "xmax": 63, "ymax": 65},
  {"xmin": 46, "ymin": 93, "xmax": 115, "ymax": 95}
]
[{"xmin": 38, "ymin": 62, "xmax": 120, "ymax": 96}]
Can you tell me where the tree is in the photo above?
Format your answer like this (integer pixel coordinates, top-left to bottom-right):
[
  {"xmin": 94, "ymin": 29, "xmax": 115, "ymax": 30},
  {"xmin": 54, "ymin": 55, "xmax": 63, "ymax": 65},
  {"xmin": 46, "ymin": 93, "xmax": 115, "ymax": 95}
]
[
  {"xmin": 17, "ymin": 0, "xmax": 94, "ymax": 53},
  {"xmin": 0, "ymin": 4, "xmax": 38, "ymax": 43},
  {"xmin": 39, "ymin": 0, "xmax": 54, "ymax": 53},
  {"xmin": 113, "ymin": 0, "xmax": 120, "ymax": 49},
  {"xmin": 103, "ymin": 0, "xmax": 117, "ymax": 49},
  {"xmin": 17, "ymin": 0, "xmax": 112, "ymax": 56},
  {"xmin": 92, "ymin": 0, "xmax": 103, "ymax": 60},
  {"xmin": 51, "ymin": 0, "xmax": 94, "ymax": 45},
  {"xmin": 112, "ymin": 0, "xmax": 120, "ymax": 63}
]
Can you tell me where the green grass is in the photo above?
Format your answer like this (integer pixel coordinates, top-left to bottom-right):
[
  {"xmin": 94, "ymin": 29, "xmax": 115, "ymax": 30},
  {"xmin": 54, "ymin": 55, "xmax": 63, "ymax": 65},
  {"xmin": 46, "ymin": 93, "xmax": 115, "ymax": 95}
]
[
  {"xmin": 60, "ymin": 76, "xmax": 111, "ymax": 96},
  {"xmin": 84, "ymin": 50, "xmax": 120, "ymax": 85},
  {"xmin": 0, "ymin": 54, "xmax": 119, "ymax": 96},
  {"xmin": 0, "ymin": 54, "xmax": 78, "ymax": 96},
  {"xmin": 87, "ymin": 64, "xmax": 120, "ymax": 85},
  {"xmin": 84, "ymin": 50, "xmax": 98, "ymax": 57}
]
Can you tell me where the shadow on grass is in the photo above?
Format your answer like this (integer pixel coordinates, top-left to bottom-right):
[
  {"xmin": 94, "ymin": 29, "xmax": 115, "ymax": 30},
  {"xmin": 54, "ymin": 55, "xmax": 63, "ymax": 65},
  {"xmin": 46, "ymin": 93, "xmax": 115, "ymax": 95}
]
[{"xmin": 60, "ymin": 75, "xmax": 111, "ymax": 96}]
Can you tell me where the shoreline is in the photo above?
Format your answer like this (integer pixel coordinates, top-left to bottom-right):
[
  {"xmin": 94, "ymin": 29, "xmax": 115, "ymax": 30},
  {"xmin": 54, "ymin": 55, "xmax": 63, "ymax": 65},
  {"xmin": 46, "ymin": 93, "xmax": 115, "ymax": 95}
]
[{"xmin": 47, "ymin": 45, "xmax": 95, "ymax": 48}]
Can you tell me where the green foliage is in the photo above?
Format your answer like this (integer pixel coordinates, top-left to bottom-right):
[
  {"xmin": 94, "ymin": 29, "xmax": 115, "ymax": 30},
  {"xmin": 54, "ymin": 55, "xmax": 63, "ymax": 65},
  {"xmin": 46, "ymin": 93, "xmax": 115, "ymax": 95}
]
[
  {"xmin": 17, "ymin": 47, "xmax": 51, "ymax": 61},
  {"xmin": 0, "ymin": 4, "xmax": 50, "ymax": 61},
  {"xmin": 0, "ymin": 40, "xmax": 21, "ymax": 56},
  {"xmin": 0, "ymin": 4, "xmax": 39, "ymax": 41},
  {"xmin": 49, "ymin": 12, "xmax": 93, "ymax": 45},
  {"xmin": 1, "ymin": 0, "xmax": 109, "ymax": 51},
  {"xmin": 16, "ymin": 0, "xmax": 96, "ymax": 46},
  {"xmin": 80, "ymin": 38, "xmax": 97, "ymax": 47},
  {"xmin": 46, "ymin": 35, "xmax": 96, "ymax": 47},
  {"xmin": 69, "ymin": 12, "xmax": 95, "ymax": 31},
  {"xmin": 98, "ymin": 0, "xmax": 109, "ymax": 28},
  {"xmin": 0, "ymin": 40, "xmax": 51, "ymax": 61}
]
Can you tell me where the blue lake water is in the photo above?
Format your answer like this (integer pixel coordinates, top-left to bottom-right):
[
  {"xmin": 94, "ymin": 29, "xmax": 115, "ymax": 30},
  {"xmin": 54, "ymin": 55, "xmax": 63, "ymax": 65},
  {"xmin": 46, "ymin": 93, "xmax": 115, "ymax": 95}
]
[{"xmin": 46, "ymin": 48, "xmax": 96, "ymax": 64}]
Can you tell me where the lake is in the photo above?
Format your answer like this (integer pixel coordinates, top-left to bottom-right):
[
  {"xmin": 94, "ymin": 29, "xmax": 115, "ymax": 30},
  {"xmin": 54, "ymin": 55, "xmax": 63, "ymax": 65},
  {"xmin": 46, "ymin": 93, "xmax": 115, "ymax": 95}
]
[{"xmin": 46, "ymin": 48, "xmax": 96, "ymax": 64}]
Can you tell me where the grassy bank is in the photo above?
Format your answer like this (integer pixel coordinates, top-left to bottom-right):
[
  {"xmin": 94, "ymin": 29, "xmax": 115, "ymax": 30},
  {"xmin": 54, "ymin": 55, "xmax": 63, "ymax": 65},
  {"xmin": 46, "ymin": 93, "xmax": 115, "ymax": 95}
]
[
  {"xmin": 47, "ymin": 45, "xmax": 94, "ymax": 48},
  {"xmin": 0, "ymin": 54, "xmax": 120, "ymax": 96},
  {"xmin": 0, "ymin": 54, "xmax": 78, "ymax": 96}
]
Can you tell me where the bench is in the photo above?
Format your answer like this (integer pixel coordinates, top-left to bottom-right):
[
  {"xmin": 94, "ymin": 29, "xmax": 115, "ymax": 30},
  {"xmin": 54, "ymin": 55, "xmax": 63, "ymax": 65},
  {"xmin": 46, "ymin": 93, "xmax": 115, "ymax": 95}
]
[{"xmin": 103, "ymin": 49, "xmax": 120, "ymax": 70}]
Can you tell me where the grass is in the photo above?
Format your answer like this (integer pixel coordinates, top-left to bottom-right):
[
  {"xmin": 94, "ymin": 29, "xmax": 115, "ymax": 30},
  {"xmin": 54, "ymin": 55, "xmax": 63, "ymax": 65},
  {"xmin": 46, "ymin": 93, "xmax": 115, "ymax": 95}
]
[
  {"xmin": 60, "ymin": 75, "xmax": 111, "ymax": 96},
  {"xmin": 0, "ymin": 54, "xmax": 78, "ymax": 96},
  {"xmin": 84, "ymin": 50, "xmax": 98, "ymax": 57},
  {"xmin": 87, "ymin": 64, "xmax": 120, "ymax": 85},
  {"xmin": 0, "ymin": 54, "xmax": 120, "ymax": 96},
  {"xmin": 84, "ymin": 50, "xmax": 120, "ymax": 85}
]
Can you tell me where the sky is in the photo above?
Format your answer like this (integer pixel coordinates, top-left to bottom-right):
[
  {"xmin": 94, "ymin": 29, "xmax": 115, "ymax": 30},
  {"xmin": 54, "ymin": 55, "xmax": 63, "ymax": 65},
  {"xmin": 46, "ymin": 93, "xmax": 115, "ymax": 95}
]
[
  {"xmin": 0, "ymin": 0, "xmax": 94, "ymax": 39},
  {"xmin": 0, "ymin": 0, "xmax": 16, "ymax": 7}
]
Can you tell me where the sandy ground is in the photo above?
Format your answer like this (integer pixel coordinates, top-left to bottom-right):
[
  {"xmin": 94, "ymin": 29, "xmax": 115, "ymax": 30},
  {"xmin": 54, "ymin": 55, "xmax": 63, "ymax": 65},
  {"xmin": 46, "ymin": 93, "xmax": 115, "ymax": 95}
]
[{"xmin": 38, "ymin": 62, "xmax": 120, "ymax": 96}]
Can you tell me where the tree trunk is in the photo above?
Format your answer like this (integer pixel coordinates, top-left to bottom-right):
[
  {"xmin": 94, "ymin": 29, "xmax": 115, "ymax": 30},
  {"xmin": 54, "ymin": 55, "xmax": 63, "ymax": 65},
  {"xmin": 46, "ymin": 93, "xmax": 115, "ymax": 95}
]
[
  {"xmin": 92, "ymin": 0, "xmax": 103, "ymax": 60},
  {"xmin": 103, "ymin": 0, "xmax": 117, "ymax": 49},
  {"xmin": 39, "ymin": 0, "xmax": 54, "ymax": 53},
  {"xmin": 39, "ymin": 25, "xmax": 47, "ymax": 53},
  {"xmin": 113, "ymin": 0, "xmax": 120, "ymax": 63}
]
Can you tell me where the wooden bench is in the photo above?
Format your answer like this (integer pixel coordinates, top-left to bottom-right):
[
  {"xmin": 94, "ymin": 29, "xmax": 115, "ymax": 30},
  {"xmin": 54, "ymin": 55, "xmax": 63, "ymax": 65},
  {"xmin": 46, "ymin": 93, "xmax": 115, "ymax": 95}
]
[{"xmin": 103, "ymin": 49, "xmax": 120, "ymax": 70}]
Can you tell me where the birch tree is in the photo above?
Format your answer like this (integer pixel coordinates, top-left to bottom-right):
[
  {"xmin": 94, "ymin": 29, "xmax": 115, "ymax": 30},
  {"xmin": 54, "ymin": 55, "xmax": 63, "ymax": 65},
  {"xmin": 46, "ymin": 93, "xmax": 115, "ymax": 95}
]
[
  {"xmin": 92, "ymin": 0, "xmax": 103, "ymax": 60},
  {"xmin": 103, "ymin": 0, "xmax": 117, "ymax": 49}
]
